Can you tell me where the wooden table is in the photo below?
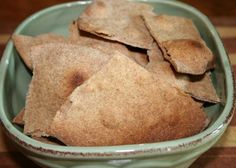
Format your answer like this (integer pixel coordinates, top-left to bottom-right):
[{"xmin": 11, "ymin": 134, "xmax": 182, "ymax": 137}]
[{"xmin": 0, "ymin": 0, "xmax": 236, "ymax": 167}]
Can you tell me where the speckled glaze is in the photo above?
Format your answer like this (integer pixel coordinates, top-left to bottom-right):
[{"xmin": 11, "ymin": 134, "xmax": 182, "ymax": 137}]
[{"xmin": 0, "ymin": 0, "xmax": 234, "ymax": 168}]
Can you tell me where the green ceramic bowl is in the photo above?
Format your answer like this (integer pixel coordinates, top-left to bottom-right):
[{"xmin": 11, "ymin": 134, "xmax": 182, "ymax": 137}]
[{"xmin": 0, "ymin": 0, "xmax": 234, "ymax": 168}]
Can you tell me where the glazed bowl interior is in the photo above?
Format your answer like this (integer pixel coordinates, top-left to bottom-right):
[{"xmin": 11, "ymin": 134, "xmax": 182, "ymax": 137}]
[{"xmin": 0, "ymin": 0, "xmax": 234, "ymax": 158}]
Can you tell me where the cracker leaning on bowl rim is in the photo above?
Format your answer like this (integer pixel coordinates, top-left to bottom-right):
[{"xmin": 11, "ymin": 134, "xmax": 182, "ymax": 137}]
[
  {"xmin": 146, "ymin": 42, "xmax": 220, "ymax": 103},
  {"xmin": 48, "ymin": 52, "xmax": 208, "ymax": 146},
  {"xmin": 12, "ymin": 34, "xmax": 66, "ymax": 70},
  {"xmin": 12, "ymin": 22, "xmax": 83, "ymax": 71},
  {"xmin": 142, "ymin": 13, "xmax": 215, "ymax": 75},
  {"xmin": 12, "ymin": 21, "xmax": 82, "ymax": 71},
  {"xmin": 77, "ymin": 0, "xmax": 154, "ymax": 49}
]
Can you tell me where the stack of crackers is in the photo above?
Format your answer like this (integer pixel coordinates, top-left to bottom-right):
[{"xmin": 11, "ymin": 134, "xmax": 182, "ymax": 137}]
[{"xmin": 12, "ymin": 0, "xmax": 220, "ymax": 146}]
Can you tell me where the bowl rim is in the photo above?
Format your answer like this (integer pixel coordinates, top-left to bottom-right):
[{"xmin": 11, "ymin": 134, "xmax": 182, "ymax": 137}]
[{"xmin": 0, "ymin": 0, "xmax": 235, "ymax": 158}]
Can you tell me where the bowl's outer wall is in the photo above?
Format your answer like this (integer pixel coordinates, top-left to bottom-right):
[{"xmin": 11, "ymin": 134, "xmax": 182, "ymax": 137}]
[{"xmin": 0, "ymin": 0, "xmax": 234, "ymax": 168}]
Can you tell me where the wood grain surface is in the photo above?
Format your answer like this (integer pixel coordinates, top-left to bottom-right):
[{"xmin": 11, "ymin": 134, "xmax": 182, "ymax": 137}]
[{"xmin": 0, "ymin": 0, "xmax": 236, "ymax": 168}]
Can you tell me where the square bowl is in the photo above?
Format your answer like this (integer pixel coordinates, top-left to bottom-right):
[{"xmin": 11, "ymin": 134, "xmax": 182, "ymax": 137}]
[{"xmin": 0, "ymin": 0, "xmax": 234, "ymax": 168}]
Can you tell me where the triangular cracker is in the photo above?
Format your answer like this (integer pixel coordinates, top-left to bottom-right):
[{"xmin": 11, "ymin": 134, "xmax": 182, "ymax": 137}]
[
  {"xmin": 23, "ymin": 43, "xmax": 111, "ymax": 137},
  {"xmin": 49, "ymin": 52, "xmax": 207, "ymax": 146}
]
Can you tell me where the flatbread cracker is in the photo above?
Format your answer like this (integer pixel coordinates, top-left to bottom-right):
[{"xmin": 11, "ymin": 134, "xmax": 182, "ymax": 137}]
[
  {"xmin": 162, "ymin": 39, "xmax": 215, "ymax": 75},
  {"xmin": 146, "ymin": 44, "xmax": 219, "ymax": 103},
  {"xmin": 49, "ymin": 52, "xmax": 207, "ymax": 146},
  {"xmin": 12, "ymin": 34, "xmax": 66, "ymax": 69},
  {"xmin": 143, "ymin": 13, "xmax": 202, "ymax": 42},
  {"xmin": 77, "ymin": 0, "xmax": 153, "ymax": 49},
  {"xmin": 143, "ymin": 13, "xmax": 214, "ymax": 74},
  {"xmin": 23, "ymin": 43, "xmax": 111, "ymax": 137}
]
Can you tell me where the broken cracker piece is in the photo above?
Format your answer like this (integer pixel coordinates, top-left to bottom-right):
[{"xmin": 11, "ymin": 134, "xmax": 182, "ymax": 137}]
[
  {"xmin": 146, "ymin": 44, "xmax": 219, "ymax": 103},
  {"xmin": 143, "ymin": 13, "xmax": 214, "ymax": 74},
  {"xmin": 162, "ymin": 39, "xmax": 214, "ymax": 75}
]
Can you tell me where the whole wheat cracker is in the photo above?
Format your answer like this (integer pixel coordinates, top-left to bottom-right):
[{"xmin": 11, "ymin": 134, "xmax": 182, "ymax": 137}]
[
  {"xmin": 49, "ymin": 52, "xmax": 208, "ymax": 146},
  {"xmin": 77, "ymin": 0, "xmax": 153, "ymax": 49},
  {"xmin": 162, "ymin": 39, "xmax": 215, "ymax": 75},
  {"xmin": 146, "ymin": 42, "xmax": 219, "ymax": 103},
  {"xmin": 23, "ymin": 43, "xmax": 111, "ymax": 137},
  {"xmin": 142, "ymin": 13, "xmax": 214, "ymax": 75}
]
